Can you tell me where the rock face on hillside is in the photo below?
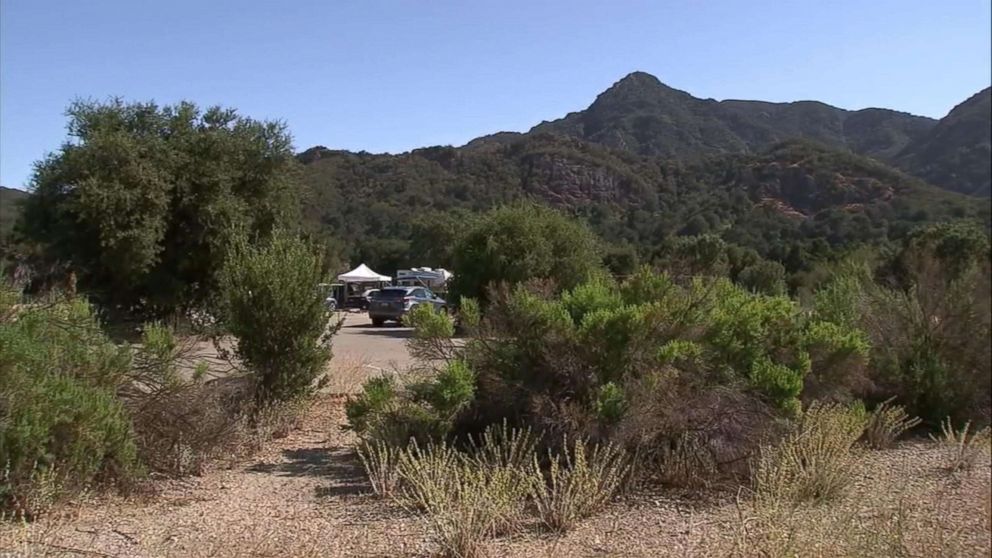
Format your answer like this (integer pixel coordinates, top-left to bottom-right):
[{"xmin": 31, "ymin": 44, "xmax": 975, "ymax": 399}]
[{"xmin": 520, "ymin": 152, "xmax": 642, "ymax": 207}]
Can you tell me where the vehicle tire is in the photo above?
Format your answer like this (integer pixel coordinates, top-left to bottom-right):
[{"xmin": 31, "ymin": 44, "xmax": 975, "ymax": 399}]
[{"xmin": 371, "ymin": 317, "xmax": 384, "ymax": 327}]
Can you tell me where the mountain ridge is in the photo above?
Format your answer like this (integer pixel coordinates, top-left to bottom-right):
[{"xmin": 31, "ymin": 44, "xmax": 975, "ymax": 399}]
[{"xmin": 463, "ymin": 72, "xmax": 987, "ymax": 197}]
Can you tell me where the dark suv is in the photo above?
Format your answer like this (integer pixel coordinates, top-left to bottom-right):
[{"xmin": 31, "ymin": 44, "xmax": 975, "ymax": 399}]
[{"xmin": 368, "ymin": 286, "xmax": 446, "ymax": 326}]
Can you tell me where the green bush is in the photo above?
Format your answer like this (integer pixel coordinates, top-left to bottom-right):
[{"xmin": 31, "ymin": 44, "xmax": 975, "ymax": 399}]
[
  {"xmin": 736, "ymin": 260, "xmax": 787, "ymax": 296},
  {"xmin": 450, "ymin": 203, "xmax": 603, "ymax": 303},
  {"xmin": 346, "ymin": 376, "xmax": 399, "ymax": 435},
  {"xmin": 218, "ymin": 229, "xmax": 334, "ymax": 403},
  {"xmin": 347, "ymin": 362, "xmax": 475, "ymax": 447},
  {"xmin": 0, "ymin": 285, "xmax": 139, "ymax": 517},
  {"xmin": 472, "ymin": 274, "xmax": 863, "ymax": 427},
  {"xmin": 814, "ymin": 238, "xmax": 991, "ymax": 426},
  {"xmin": 413, "ymin": 360, "xmax": 476, "ymax": 419}
]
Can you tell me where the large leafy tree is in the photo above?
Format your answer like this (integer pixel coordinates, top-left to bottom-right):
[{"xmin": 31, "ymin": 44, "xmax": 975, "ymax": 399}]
[
  {"xmin": 21, "ymin": 99, "xmax": 300, "ymax": 315},
  {"xmin": 449, "ymin": 203, "xmax": 603, "ymax": 303}
]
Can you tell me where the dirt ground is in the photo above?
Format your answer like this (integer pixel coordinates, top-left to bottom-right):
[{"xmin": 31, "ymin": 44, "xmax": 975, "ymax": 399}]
[{"xmin": 3, "ymin": 319, "xmax": 991, "ymax": 557}]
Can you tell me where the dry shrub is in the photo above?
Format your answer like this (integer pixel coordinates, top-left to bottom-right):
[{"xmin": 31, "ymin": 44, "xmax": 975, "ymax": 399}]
[
  {"xmin": 465, "ymin": 422, "xmax": 539, "ymax": 535},
  {"xmin": 659, "ymin": 432, "xmax": 718, "ymax": 488},
  {"xmin": 128, "ymin": 377, "xmax": 310, "ymax": 477},
  {"xmin": 531, "ymin": 438, "xmax": 629, "ymax": 533},
  {"xmin": 864, "ymin": 397, "xmax": 921, "ymax": 449},
  {"xmin": 931, "ymin": 417, "xmax": 992, "ymax": 473},
  {"xmin": 0, "ymin": 464, "xmax": 72, "ymax": 521},
  {"xmin": 753, "ymin": 402, "xmax": 867, "ymax": 505},
  {"xmin": 239, "ymin": 397, "xmax": 310, "ymax": 452},
  {"xmin": 397, "ymin": 439, "xmax": 531, "ymax": 558},
  {"xmin": 323, "ymin": 355, "xmax": 374, "ymax": 396},
  {"xmin": 617, "ymin": 373, "xmax": 777, "ymax": 486},
  {"xmin": 127, "ymin": 381, "xmax": 246, "ymax": 476},
  {"xmin": 357, "ymin": 440, "xmax": 402, "ymax": 498}
]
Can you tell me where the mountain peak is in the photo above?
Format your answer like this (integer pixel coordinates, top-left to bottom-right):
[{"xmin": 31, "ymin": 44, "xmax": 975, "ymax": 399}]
[
  {"xmin": 615, "ymin": 71, "xmax": 663, "ymax": 86},
  {"xmin": 600, "ymin": 71, "xmax": 685, "ymax": 99}
]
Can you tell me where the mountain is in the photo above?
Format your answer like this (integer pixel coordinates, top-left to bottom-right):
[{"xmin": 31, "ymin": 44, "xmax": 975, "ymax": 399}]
[
  {"xmin": 895, "ymin": 87, "xmax": 992, "ymax": 197},
  {"xmin": 294, "ymin": 74, "xmax": 992, "ymax": 274},
  {"xmin": 481, "ymin": 72, "xmax": 988, "ymax": 197},
  {"xmin": 519, "ymin": 72, "xmax": 934, "ymax": 161}
]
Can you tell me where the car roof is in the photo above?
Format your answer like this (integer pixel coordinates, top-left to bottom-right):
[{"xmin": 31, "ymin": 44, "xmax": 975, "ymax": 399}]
[{"xmin": 380, "ymin": 286, "xmax": 416, "ymax": 292}]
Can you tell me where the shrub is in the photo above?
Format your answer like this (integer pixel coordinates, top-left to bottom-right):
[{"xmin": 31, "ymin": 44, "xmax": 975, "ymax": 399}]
[
  {"xmin": 658, "ymin": 432, "xmax": 718, "ymax": 488},
  {"xmin": 457, "ymin": 297, "xmax": 481, "ymax": 334},
  {"xmin": 817, "ymin": 231, "xmax": 992, "ymax": 426},
  {"xmin": 465, "ymin": 422, "xmax": 539, "ymax": 535},
  {"xmin": 736, "ymin": 260, "xmax": 787, "ymax": 296},
  {"xmin": 127, "ymin": 380, "xmax": 243, "ymax": 477},
  {"xmin": 218, "ymin": 228, "xmax": 334, "ymax": 403},
  {"xmin": 531, "ymin": 438, "xmax": 629, "ymax": 532},
  {"xmin": 395, "ymin": 431, "xmax": 537, "ymax": 556},
  {"xmin": 0, "ymin": 287, "xmax": 139, "ymax": 517},
  {"xmin": 863, "ymin": 398, "xmax": 921, "ymax": 449},
  {"xmin": 753, "ymin": 402, "xmax": 867, "ymax": 505},
  {"xmin": 930, "ymin": 418, "xmax": 992, "ymax": 473},
  {"xmin": 357, "ymin": 440, "xmax": 402, "ymax": 498},
  {"xmin": 404, "ymin": 302, "xmax": 457, "ymax": 363},
  {"xmin": 411, "ymin": 360, "xmax": 476, "ymax": 419},
  {"xmin": 345, "ymin": 376, "xmax": 399, "ymax": 436},
  {"xmin": 348, "ymin": 362, "xmax": 475, "ymax": 448}
]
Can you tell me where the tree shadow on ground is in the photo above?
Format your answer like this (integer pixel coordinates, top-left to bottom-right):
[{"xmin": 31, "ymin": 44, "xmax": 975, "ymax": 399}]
[
  {"xmin": 348, "ymin": 328, "xmax": 414, "ymax": 339},
  {"xmin": 248, "ymin": 446, "xmax": 368, "ymax": 496}
]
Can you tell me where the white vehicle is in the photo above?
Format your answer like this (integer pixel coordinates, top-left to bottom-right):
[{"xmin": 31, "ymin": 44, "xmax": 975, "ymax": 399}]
[{"xmin": 395, "ymin": 267, "xmax": 453, "ymax": 291}]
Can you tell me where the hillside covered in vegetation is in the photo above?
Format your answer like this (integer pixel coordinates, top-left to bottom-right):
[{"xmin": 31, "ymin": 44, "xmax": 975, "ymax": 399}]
[{"xmin": 300, "ymin": 133, "xmax": 988, "ymax": 281}]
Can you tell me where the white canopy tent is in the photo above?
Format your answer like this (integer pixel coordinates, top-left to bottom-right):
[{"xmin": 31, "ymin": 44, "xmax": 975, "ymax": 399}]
[{"xmin": 337, "ymin": 263, "xmax": 391, "ymax": 283}]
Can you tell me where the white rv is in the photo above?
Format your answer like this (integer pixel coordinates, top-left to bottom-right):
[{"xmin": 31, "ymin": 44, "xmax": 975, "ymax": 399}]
[{"xmin": 395, "ymin": 267, "xmax": 453, "ymax": 291}]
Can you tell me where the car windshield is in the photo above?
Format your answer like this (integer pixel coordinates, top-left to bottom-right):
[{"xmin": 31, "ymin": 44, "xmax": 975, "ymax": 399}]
[{"xmin": 374, "ymin": 288, "xmax": 411, "ymax": 299}]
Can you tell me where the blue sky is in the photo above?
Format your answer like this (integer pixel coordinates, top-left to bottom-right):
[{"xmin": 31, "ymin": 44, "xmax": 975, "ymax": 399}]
[{"xmin": 2, "ymin": 0, "xmax": 990, "ymax": 189}]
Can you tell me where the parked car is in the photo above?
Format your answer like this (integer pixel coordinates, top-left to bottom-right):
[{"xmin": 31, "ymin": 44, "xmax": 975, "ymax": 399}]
[
  {"xmin": 360, "ymin": 288, "xmax": 379, "ymax": 310},
  {"xmin": 318, "ymin": 283, "xmax": 342, "ymax": 312},
  {"xmin": 368, "ymin": 286, "xmax": 446, "ymax": 326}
]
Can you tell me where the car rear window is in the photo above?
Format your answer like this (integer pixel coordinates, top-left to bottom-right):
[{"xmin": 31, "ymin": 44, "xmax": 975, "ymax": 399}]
[{"xmin": 374, "ymin": 288, "xmax": 410, "ymax": 299}]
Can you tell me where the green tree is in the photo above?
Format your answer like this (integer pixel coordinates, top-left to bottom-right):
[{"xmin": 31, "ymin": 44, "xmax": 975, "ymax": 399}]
[
  {"xmin": 449, "ymin": 203, "xmax": 603, "ymax": 303},
  {"xmin": 21, "ymin": 99, "xmax": 300, "ymax": 316},
  {"xmin": 736, "ymin": 260, "xmax": 787, "ymax": 296},
  {"xmin": 218, "ymin": 229, "xmax": 333, "ymax": 403}
]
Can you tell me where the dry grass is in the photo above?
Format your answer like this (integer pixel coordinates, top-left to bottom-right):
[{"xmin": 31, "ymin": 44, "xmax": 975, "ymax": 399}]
[
  {"xmin": 531, "ymin": 438, "xmax": 629, "ymax": 533},
  {"xmin": 357, "ymin": 440, "xmax": 402, "ymax": 498},
  {"xmin": 753, "ymin": 402, "xmax": 867, "ymax": 505},
  {"xmin": 864, "ymin": 398, "xmax": 921, "ymax": 450},
  {"xmin": 465, "ymin": 422, "xmax": 539, "ymax": 535},
  {"xmin": 731, "ymin": 467, "xmax": 992, "ymax": 557},
  {"xmin": 396, "ymin": 439, "xmax": 529, "ymax": 558},
  {"xmin": 931, "ymin": 417, "xmax": 992, "ymax": 473}
]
